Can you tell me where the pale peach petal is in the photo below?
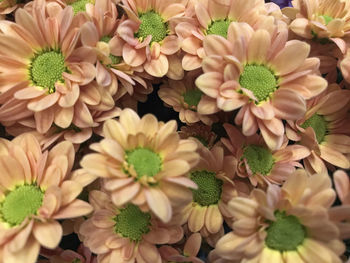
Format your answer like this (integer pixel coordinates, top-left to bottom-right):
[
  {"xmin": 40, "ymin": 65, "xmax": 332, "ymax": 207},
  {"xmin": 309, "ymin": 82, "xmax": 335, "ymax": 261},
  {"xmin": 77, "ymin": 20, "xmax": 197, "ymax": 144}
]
[
  {"xmin": 145, "ymin": 188, "xmax": 172, "ymax": 223},
  {"xmin": 184, "ymin": 233, "xmax": 202, "ymax": 256},
  {"xmin": 137, "ymin": 242, "xmax": 161, "ymax": 263},
  {"xmin": 111, "ymin": 183, "xmax": 140, "ymax": 206},
  {"xmin": 272, "ymin": 88, "xmax": 306, "ymax": 120},
  {"xmin": 0, "ymin": 156, "xmax": 25, "ymax": 188},
  {"xmin": 60, "ymin": 180, "xmax": 83, "ymax": 206},
  {"xmin": 144, "ymin": 54, "xmax": 169, "ymax": 77},
  {"xmin": 8, "ymin": 220, "xmax": 34, "ymax": 252},
  {"xmin": 54, "ymin": 106, "xmax": 74, "ymax": 128},
  {"xmin": 34, "ymin": 109, "xmax": 54, "ymax": 133},
  {"xmin": 250, "ymin": 102, "xmax": 274, "ymax": 120},
  {"xmin": 161, "ymin": 36, "xmax": 180, "ymax": 55},
  {"xmin": 4, "ymin": 235, "xmax": 40, "ymax": 263},
  {"xmin": 320, "ymin": 145, "xmax": 350, "ymax": 169},
  {"xmin": 269, "ymin": 40, "xmax": 310, "ymax": 75},
  {"xmin": 317, "ymin": 90, "xmax": 350, "ymax": 115},
  {"xmin": 290, "ymin": 18, "xmax": 313, "ymax": 38},
  {"xmin": 195, "ymin": 3, "xmax": 211, "ymax": 28},
  {"xmin": 242, "ymin": 107, "xmax": 258, "ymax": 136},
  {"xmin": 334, "ymin": 170, "xmax": 349, "ymax": 204},
  {"xmin": 81, "ymin": 22, "xmax": 99, "ymax": 47},
  {"xmin": 188, "ymin": 206, "xmax": 206, "ymax": 232},
  {"xmin": 182, "ymin": 54, "xmax": 202, "ymax": 71},
  {"xmin": 33, "ymin": 220, "xmax": 62, "ymax": 249},
  {"xmin": 96, "ymin": 61, "xmax": 112, "ymax": 87},
  {"xmin": 53, "ymin": 199, "xmax": 93, "ymax": 219},
  {"xmin": 247, "ymin": 30, "xmax": 271, "ymax": 63},
  {"xmin": 123, "ymin": 43, "xmax": 146, "ymax": 67},
  {"xmin": 205, "ymin": 205, "xmax": 223, "ymax": 234},
  {"xmin": 203, "ymin": 35, "xmax": 233, "ymax": 56},
  {"xmin": 14, "ymin": 87, "xmax": 46, "ymax": 100},
  {"xmin": 27, "ymin": 93, "xmax": 60, "ymax": 112},
  {"xmin": 195, "ymin": 72, "xmax": 222, "ymax": 98},
  {"xmin": 197, "ymin": 96, "xmax": 220, "ymax": 114}
]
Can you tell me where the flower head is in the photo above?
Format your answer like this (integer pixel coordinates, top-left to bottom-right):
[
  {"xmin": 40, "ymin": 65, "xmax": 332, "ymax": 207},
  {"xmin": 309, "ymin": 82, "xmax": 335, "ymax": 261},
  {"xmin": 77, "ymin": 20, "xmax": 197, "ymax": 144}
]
[
  {"xmin": 79, "ymin": 190, "xmax": 183, "ymax": 263},
  {"xmin": 0, "ymin": 133, "xmax": 92, "ymax": 263},
  {"xmin": 210, "ymin": 169, "xmax": 344, "ymax": 262},
  {"xmin": 117, "ymin": 0, "xmax": 186, "ymax": 78},
  {"xmin": 81, "ymin": 108, "xmax": 199, "ymax": 223},
  {"xmin": 195, "ymin": 21, "xmax": 327, "ymax": 150}
]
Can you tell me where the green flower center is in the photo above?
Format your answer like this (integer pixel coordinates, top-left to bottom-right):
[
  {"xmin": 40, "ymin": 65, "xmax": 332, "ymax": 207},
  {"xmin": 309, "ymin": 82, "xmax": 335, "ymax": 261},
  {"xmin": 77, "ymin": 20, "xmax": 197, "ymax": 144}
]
[
  {"xmin": 125, "ymin": 148, "xmax": 162, "ymax": 178},
  {"xmin": 0, "ymin": 184, "xmax": 44, "ymax": 226},
  {"xmin": 266, "ymin": 211, "xmax": 306, "ymax": 251},
  {"xmin": 29, "ymin": 50, "xmax": 68, "ymax": 94},
  {"xmin": 114, "ymin": 204, "xmax": 151, "ymax": 242},
  {"xmin": 100, "ymin": 36, "xmax": 122, "ymax": 66},
  {"xmin": 239, "ymin": 65, "xmax": 277, "ymax": 102},
  {"xmin": 300, "ymin": 114, "xmax": 327, "ymax": 144},
  {"xmin": 190, "ymin": 170, "xmax": 223, "ymax": 206},
  {"xmin": 207, "ymin": 19, "xmax": 231, "ymax": 38},
  {"xmin": 69, "ymin": 0, "xmax": 92, "ymax": 14},
  {"xmin": 183, "ymin": 89, "xmax": 203, "ymax": 109},
  {"xmin": 242, "ymin": 145, "xmax": 274, "ymax": 175},
  {"xmin": 321, "ymin": 15, "xmax": 333, "ymax": 25},
  {"xmin": 135, "ymin": 11, "xmax": 168, "ymax": 44}
]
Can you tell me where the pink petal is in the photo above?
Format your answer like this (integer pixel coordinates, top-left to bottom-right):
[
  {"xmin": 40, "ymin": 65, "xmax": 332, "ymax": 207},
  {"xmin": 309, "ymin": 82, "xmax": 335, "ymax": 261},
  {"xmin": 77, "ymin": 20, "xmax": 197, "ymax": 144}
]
[
  {"xmin": 144, "ymin": 54, "xmax": 169, "ymax": 77},
  {"xmin": 145, "ymin": 188, "xmax": 172, "ymax": 223}
]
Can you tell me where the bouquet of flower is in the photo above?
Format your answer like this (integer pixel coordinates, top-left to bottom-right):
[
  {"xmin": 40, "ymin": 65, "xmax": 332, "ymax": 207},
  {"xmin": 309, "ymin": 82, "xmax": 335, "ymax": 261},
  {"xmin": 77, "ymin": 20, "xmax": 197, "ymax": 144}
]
[{"xmin": 0, "ymin": 0, "xmax": 349, "ymax": 262}]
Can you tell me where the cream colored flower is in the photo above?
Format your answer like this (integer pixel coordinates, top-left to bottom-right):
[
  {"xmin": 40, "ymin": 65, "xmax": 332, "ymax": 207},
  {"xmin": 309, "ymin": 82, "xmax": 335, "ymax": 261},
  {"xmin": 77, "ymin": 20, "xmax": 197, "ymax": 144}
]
[{"xmin": 81, "ymin": 108, "xmax": 199, "ymax": 223}]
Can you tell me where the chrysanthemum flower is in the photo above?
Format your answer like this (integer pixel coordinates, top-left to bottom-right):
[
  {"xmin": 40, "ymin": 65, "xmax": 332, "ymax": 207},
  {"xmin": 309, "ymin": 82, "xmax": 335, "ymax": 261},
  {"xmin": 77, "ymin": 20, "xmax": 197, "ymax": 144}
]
[
  {"xmin": 158, "ymin": 71, "xmax": 218, "ymax": 125},
  {"xmin": 80, "ymin": 0, "xmax": 153, "ymax": 103},
  {"xmin": 81, "ymin": 108, "xmax": 199, "ymax": 223},
  {"xmin": 330, "ymin": 170, "xmax": 350, "ymax": 239},
  {"xmin": 286, "ymin": 0, "xmax": 350, "ymax": 54},
  {"xmin": 209, "ymin": 169, "xmax": 345, "ymax": 263},
  {"xmin": 195, "ymin": 22, "xmax": 327, "ymax": 150},
  {"xmin": 177, "ymin": 145, "xmax": 238, "ymax": 237},
  {"xmin": 175, "ymin": 0, "xmax": 267, "ymax": 70},
  {"xmin": 0, "ymin": 1, "xmax": 98, "ymax": 134},
  {"xmin": 80, "ymin": 190, "xmax": 184, "ymax": 263},
  {"xmin": 222, "ymin": 123, "xmax": 310, "ymax": 186},
  {"xmin": 286, "ymin": 86, "xmax": 350, "ymax": 174},
  {"xmin": 0, "ymin": 133, "xmax": 92, "ymax": 263},
  {"xmin": 159, "ymin": 233, "xmax": 204, "ymax": 263},
  {"xmin": 117, "ymin": 0, "xmax": 186, "ymax": 78}
]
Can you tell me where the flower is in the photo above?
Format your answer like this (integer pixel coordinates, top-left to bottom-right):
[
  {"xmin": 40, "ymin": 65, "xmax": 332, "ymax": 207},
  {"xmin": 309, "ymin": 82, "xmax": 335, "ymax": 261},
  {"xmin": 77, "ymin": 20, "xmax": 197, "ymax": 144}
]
[
  {"xmin": 222, "ymin": 123, "xmax": 310, "ymax": 186},
  {"xmin": 175, "ymin": 0, "xmax": 267, "ymax": 71},
  {"xmin": 158, "ymin": 71, "xmax": 218, "ymax": 125},
  {"xmin": 209, "ymin": 169, "xmax": 345, "ymax": 262},
  {"xmin": 195, "ymin": 21, "xmax": 327, "ymax": 150},
  {"xmin": 81, "ymin": 108, "xmax": 199, "ymax": 223},
  {"xmin": 0, "ymin": 0, "xmax": 19, "ymax": 15},
  {"xmin": 178, "ymin": 145, "xmax": 237, "ymax": 237},
  {"xmin": 286, "ymin": 85, "xmax": 350, "ymax": 174},
  {"xmin": 179, "ymin": 123, "xmax": 218, "ymax": 149},
  {"xmin": 0, "ymin": 133, "xmax": 92, "ymax": 263},
  {"xmin": 79, "ymin": 190, "xmax": 184, "ymax": 263},
  {"xmin": 79, "ymin": 0, "xmax": 153, "ymax": 105},
  {"xmin": 159, "ymin": 233, "xmax": 204, "ymax": 263},
  {"xmin": 0, "ymin": 0, "xmax": 99, "ymax": 135},
  {"xmin": 287, "ymin": 0, "xmax": 350, "ymax": 54},
  {"xmin": 117, "ymin": 0, "xmax": 186, "ymax": 78}
]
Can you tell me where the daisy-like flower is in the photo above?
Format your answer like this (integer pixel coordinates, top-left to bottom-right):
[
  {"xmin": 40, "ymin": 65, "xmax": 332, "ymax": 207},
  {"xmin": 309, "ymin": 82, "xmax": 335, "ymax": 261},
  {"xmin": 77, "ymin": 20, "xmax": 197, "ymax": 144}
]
[
  {"xmin": 117, "ymin": 0, "xmax": 186, "ymax": 78},
  {"xmin": 80, "ymin": 0, "xmax": 153, "ymax": 104},
  {"xmin": 0, "ymin": 0, "xmax": 97, "ymax": 134},
  {"xmin": 79, "ymin": 190, "xmax": 184, "ymax": 263},
  {"xmin": 286, "ymin": 0, "xmax": 350, "ymax": 54},
  {"xmin": 158, "ymin": 71, "xmax": 218, "ymax": 125},
  {"xmin": 209, "ymin": 169, "xmax": 345, "ymax": 263},
  {"xmin": 222, "ymin": 123, "xmax": 310, "ymax": 186},
  {"xmin": 81, "ymin": 108, "xmax": 199, "ymax": 223},
  {"xmin": 330, "ymin": 170, "xmax": 350, "ymax": 240},
  {"xmin": 0, "ymin": 133, "xmax": 93, "ymax": 263},
  {"xmin": 195, "ymin": 22, "xmax": 327, "ymax": 150},
  {"xmin": 159, "ymin": 233, "xmax": 204, "ymax": 263},
  {"xmin": 286, "ymin": 86, "xmax": 350, "ymax": 174},
  {"xmin": 178, "ymin": 145, "xmax": 238, "ymax": 237},
  {"xmin": 175, "ymin": 0, "xmax": 267, "ymax": 71}
]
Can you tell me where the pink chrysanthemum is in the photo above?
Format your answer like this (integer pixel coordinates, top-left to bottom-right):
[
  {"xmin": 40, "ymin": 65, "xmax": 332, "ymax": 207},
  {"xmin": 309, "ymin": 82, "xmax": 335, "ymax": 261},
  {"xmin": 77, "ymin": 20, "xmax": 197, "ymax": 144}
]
[
  {"xmin": 175, "ymin": 0, "xmax": 268, "ymax": 71},
  {"xmin": 222, "ymin": 123, "xmax": 310, "ymax": 186},
  {"xmin": 117, "ymin": 0, "xmax": 186, "ymax": 78},
  {"xmin": 0, "ymin": 0, "xmax": 101, "ymax": 135},
  {"xmin": 210, "ymin": 169, "xmax": 345, "ymax": 263},
  {"xmin": 0, "ymin": 133, "xmax": 92, "ymax": 263},
  {"xmin": 286, "ymin": 85, "xmax": 350, "ymax": 174},
  {"xmin": 81, "ymin": 108, "xmax": 199, "ymax": 223},
  {"xmin": 79, "ymin": 190, "xmax": 184, "ymax": 263},
  {"xmin": 195, "ymin": 21, "xmax": 327, "ymax": 150}
]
